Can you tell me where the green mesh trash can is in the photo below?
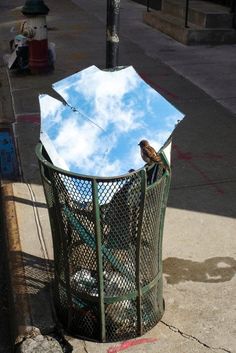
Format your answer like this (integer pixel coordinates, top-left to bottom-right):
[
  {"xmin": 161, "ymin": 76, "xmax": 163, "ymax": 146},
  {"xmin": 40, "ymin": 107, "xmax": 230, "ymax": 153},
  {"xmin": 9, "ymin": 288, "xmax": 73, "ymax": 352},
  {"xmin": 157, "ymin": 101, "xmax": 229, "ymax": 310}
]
[{"xmin": 36, "ymin": 142, "xmax": 171, "ymax": 342}]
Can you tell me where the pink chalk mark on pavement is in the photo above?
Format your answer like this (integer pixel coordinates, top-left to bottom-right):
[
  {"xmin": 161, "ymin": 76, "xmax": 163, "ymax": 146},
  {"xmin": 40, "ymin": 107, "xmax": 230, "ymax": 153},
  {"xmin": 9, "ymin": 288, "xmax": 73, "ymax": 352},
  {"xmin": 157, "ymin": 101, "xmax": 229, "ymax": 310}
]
[
  {"xmin": 107, "ymin": 338, "xmax": 158, "ymax": 353},
  {"xmin": 172, "ymin": 150, "xmax": 224, "ymax": 162},
  {"xmin": 16, "ymin": 114, "xmax": 40, "ymax": 124},
  {"xmin": 173, "ymin": 144, "xmax": 225, "ymax": 195}
]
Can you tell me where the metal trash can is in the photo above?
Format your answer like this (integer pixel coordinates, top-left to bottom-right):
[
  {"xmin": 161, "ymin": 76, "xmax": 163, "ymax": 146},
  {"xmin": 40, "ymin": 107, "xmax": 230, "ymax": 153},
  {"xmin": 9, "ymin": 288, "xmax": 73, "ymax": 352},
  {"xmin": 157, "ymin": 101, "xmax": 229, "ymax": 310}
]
[{"xmin": 36, "ymin": 142, "xmax": 171, "ymax": 342}]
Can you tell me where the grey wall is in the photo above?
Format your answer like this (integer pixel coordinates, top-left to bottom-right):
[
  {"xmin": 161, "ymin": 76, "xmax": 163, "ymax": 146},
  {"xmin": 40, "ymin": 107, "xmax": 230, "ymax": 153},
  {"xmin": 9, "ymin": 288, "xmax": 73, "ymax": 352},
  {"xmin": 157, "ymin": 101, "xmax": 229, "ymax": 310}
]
[
  {"xmin": 131, "ymin": 0, "xmax": 162, "ymax": 11},
  {"xmin": 131, "ymin": 0, "xmax": 231, "ymax": 9}
]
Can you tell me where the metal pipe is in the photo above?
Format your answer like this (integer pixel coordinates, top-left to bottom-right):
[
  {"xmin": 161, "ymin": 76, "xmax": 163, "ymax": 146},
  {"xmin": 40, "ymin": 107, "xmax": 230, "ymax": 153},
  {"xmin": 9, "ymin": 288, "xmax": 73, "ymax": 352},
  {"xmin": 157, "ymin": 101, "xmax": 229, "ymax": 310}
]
[
  {"xmin": 106, "ymin": 0, "xmax": 120, "ymax": 69},
  {"xmin": 231, "ymin": 0, "xmax": 236, "ymax": 12},
  {"xmin": 185, "ymin": 0, "xmax": 190, "ymax": 28},
  {"xmin": 231, "ymin": 0, "xmax": 236, "ymax": 28}
]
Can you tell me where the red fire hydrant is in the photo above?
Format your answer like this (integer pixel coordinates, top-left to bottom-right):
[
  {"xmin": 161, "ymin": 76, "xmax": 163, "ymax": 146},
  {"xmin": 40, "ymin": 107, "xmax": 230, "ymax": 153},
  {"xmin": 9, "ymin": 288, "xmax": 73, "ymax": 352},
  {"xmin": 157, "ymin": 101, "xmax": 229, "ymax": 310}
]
[{"xmin": 21, "ymin": 0, "xmax": 50, "ymax": 74}]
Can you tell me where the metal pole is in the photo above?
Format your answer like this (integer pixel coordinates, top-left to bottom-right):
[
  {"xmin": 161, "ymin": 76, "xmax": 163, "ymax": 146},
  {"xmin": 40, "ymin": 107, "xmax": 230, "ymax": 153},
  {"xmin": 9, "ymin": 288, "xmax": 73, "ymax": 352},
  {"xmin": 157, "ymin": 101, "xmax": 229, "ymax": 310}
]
[
  {"xmin": 231, "ymin": 0, "xmax": 235, "ymax": 12},
  {"xmin": 106, "ymin": 0, "xmax": 120, "ymax": 69},
  {"xmin": 185, "ymin": 0, "xmax": 189, "ymax": 28},
  {"xmin": 147, "ymin": 0, "xmax": 150, "ymax": 12},
  {"xmin": 92, "ymin": 179, "xmax": 106, "ymax": 342},
  {"xmin": 135, "ymin": 169, "xmax": 146, "ymax": 336},
  {"xmin": 231, "ymin": 0, "xmax": 236, "ymax": 28}
]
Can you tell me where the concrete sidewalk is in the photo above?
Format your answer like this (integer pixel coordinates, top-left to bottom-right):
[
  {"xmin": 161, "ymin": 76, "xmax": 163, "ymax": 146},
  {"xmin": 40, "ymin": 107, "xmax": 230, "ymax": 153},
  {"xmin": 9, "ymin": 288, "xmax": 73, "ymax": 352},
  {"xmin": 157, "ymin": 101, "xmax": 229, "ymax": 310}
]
[{"xmin": 0, "ymin": 0, "xmax": 236, "ymax": 352}]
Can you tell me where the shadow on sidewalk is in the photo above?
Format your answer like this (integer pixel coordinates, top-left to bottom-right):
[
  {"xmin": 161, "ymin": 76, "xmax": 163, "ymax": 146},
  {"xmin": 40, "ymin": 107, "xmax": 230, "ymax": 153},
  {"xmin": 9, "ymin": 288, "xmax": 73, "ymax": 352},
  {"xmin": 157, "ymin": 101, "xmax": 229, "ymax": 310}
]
[
  {"xmin": 10, "ymin": 251, "xmax": 74, "ymax": 351},
  {"xmin": 163, "ymin": 256, "xmax": 236, "ymax": 285},
  {"xmin": 167, "ymin": 106, "xmax": 236, "ymax": 219},
  {"xmin": 25, "ymin": 106, "xmax": 236, "ymax": 220},
  {"xmin": 11, "ymin": 251, "xmax": 55, "ymax": 332}
]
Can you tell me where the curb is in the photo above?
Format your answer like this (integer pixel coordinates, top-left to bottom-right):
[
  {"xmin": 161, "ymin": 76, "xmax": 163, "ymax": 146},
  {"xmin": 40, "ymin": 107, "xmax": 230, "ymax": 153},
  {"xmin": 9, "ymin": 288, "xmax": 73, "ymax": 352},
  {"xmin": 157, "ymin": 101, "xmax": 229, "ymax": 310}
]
[{"xmin": 1, "ymin": 183, "xmax": 35, "ymax": 343}]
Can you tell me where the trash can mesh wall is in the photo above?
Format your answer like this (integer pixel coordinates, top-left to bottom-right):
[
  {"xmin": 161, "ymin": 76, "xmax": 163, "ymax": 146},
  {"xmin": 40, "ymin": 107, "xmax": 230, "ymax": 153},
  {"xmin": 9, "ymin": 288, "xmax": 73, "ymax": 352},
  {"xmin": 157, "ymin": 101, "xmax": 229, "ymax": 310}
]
[{"xmin": 36, "ymin": 143, "xmax": 170, "ymax": 342}]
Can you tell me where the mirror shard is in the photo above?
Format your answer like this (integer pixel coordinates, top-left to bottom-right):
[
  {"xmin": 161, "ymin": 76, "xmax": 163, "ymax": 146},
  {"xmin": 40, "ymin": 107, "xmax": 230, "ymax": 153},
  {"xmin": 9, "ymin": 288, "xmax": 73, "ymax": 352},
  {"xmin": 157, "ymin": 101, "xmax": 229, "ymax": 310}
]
[{"xmin": 39, "ymin": 65, "xmax": 184, "ymax": 176}]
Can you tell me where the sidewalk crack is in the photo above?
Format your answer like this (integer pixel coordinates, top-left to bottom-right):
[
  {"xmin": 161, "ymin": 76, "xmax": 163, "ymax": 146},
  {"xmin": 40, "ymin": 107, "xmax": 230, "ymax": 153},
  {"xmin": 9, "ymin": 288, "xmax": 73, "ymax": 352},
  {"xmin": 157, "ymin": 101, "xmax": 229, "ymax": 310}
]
[
  {"xmin": 161, "ymin": 320, "xmax": 231, "ymax": 353},
  {"xmin": 83, "ymin": 340, "xmax": 89, "ymax": 353}
]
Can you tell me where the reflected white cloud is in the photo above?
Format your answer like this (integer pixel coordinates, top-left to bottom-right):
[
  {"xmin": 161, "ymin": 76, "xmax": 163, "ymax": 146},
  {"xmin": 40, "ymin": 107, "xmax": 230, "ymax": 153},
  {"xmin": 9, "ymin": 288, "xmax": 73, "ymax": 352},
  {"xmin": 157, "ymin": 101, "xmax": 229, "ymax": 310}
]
[{"xmin": 40, "ymin": 66, "xmax": 184, "ymax": 177}]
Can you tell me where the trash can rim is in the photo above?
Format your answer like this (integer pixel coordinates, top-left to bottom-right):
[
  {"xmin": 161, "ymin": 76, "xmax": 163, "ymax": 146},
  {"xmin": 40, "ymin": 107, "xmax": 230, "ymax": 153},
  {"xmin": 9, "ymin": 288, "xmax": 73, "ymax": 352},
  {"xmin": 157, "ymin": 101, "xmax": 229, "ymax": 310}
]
[{"xmin": 35, "ymin": 142, "xmax": 169, "ymax": 182}]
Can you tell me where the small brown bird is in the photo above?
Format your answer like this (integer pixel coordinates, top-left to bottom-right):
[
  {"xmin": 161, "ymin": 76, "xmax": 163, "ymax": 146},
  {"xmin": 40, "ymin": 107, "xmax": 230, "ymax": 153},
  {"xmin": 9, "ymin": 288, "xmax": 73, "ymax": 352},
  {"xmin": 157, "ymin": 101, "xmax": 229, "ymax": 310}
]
[{"xmin": 138, "ymin": 139, "xmax": 165, "ymax": 168}]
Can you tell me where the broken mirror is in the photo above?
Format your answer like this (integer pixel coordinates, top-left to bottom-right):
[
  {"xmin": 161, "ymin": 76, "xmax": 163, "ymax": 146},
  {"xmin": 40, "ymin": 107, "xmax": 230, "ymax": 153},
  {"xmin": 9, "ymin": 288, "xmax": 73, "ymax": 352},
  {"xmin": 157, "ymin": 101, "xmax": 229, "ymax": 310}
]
[{"xmin": 39, "ymin": 65, "xmax": 184, "ymax": 177}]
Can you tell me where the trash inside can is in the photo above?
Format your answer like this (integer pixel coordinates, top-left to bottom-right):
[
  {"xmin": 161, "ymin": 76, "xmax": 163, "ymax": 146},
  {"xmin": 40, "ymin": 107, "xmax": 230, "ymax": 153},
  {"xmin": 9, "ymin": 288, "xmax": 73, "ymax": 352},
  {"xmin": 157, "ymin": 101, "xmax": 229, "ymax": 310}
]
[{"xmin": 36, "ymin": 142, "xmax": 171, "ymax": 342}]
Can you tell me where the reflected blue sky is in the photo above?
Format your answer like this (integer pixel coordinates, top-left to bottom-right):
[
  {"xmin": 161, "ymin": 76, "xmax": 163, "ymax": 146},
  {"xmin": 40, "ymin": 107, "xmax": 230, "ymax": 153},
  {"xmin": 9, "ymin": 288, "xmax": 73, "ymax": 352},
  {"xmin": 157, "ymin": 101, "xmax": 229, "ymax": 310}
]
[{"xmin": 39, "ymin": 65, "xmax": 184, "ymax": 177}]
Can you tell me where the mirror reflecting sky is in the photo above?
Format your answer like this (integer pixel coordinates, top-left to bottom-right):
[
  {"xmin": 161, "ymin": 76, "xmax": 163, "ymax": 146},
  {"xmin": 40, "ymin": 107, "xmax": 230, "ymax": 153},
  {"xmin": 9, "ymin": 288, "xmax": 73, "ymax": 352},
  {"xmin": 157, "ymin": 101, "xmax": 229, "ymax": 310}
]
[{"xmin": 39, "ymin": 65, "xmax": 184, "ymax": 177}]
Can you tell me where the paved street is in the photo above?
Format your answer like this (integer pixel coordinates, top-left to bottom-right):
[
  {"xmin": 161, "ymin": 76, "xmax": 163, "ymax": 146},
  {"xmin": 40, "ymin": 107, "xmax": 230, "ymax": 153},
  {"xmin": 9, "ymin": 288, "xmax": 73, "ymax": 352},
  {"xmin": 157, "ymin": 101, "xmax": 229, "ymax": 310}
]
[{"xmin": 0, "ymin": 0, "xmax": 236, "ymax": 352}]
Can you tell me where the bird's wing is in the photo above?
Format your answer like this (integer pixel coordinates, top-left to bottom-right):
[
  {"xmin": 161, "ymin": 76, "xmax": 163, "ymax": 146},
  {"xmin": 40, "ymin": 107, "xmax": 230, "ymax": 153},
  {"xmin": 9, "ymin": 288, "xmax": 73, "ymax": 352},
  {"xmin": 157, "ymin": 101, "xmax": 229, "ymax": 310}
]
[
  {"xmin": 145, "ymin": 145, "xmax": 163, "ymax": 164},
  {"xmin": 146, "ymin": 145, "xmax": 159, "ymax": 157}
]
